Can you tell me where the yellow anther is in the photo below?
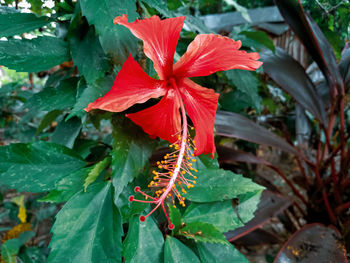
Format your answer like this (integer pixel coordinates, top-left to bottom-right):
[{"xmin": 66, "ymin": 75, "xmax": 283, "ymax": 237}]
[
  {"xmin": 191, "ymin": 153, "xmax": 194, "ymax": 156},
  {"xmin": 158, "ymin": 165, "xmax": 162, "ymax": 169},
  {"xmin": 194, "ymin": 170, "xmax": 198, "ymax": 173},
  {"xmin": 157, "ymin": 161, "xmax": 160, "ymax": 165},
  {"xmin": 161, "ymin": 161, "xmax": 164, "ymax": 164},
  {"xmin": 191, "ymin": 127, "xmax": 194, "ymax": 130},
  {"xmin": 182, "ymin": 197, "xmax": 185, "ymax": 201},
  {"xmin": 173, "ymin": 205, "xmax": 177, "ymax": 208},
  {"xmin": 192, "ymin": 159, "xmax": 196, "ymax": 162},
  {"xmin": 182, "ymin": 171, "xmax": 186, "ymax": 175},
  {"xmin": 193, "ymin": 181, "xmax": 196, "ymax": 184},
  {"xmin": 154, "ymin": 183, "xmax": 158, "ymax": 186},
  {"xmin": 193, "ymin": 140, "xmax": 195, "ymax": 143},
  {"xmin": 194, "ymin": 148, "xmax": 197, "ymax": 151},
  {"xmin": 190, "ymin": 167, "xmax": 194, "ymax": 170},
  {"xmin": 189, "ymin": 163, "xmax": 192, "ymax": 166},
  {"xmin": 194, "ymin": 176, "xmax": 197, "ymax": 179},
  {"xmin": 169, "ymin": 144, "xmax": 173, "ymax": 148}
]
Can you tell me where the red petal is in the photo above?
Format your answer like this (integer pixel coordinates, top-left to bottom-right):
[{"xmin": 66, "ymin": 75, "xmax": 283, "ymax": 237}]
[
  {"xmin": 174, "ymin": 34, "xmax": 263, "ymax": 78},
  {"xmin": 114, "ymin": 14, "xmax": 186, "ymax": 80},
  {"xmin": 126, "ymin": 89, "xmax": 181, "ymax": 143},
  {"xmin": 85, "ymin": 55, "xmax": 165, "ymax": 112},
  {"xmin": 179, "ymin": 78, "xmax": 219, "ymax": 158}
]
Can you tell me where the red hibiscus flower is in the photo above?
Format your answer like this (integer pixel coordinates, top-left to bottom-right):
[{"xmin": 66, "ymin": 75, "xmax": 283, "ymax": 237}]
[
  {"xmin": 85, "ymin": 15, "xmax": 262, "ymax": 158},
  {"xmin": 85, "ymin": 15, "xmax": 262, "ymax": 229}
]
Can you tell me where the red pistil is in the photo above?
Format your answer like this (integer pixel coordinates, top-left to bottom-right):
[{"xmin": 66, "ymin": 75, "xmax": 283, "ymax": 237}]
[{"xmin": 129, "ymin": 89, "xmax": 198, "ymax": 229}]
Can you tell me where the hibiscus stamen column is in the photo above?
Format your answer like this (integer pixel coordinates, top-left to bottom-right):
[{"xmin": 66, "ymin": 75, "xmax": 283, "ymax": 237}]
[{"xmin": 129, "ymin": 85, "xmax": 197, "ymax": 230}]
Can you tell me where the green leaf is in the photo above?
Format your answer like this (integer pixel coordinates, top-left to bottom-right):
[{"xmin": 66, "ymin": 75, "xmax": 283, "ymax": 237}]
[
  {"xmin": 26, "ymin": 77, "xmax": 78, "ymax": 111},
  {"xmin": 48, "ymin": 182, "xmax": 123, "ymax": 263},
  {"xmin": 40, "ymin": 167, "xmax": 91, "ymax": 203},
  {"xmin": 178, "ymin": 221, "xmax": 228, "ymax": 245},
  {"xmin": 223, "ymin": 69, "xmax": 261, "ymax": 113},
  {"xmin": 111, "ymin": 119, "xmax": 154, "ymax": 201},
  {"xmin": 164, "ymin": 236, "xmax": 201, "ymax": 263},
  {"xmin": 0, "ymin": 36, "xmax": 70, "ymax": 72},
  {"xmin": 141, "ymin": 0, "xmax": 173, "ymax": 17},
  {"xmin": 0, "ymin": 141, "xmax": 86, "ymax": 192},
  {"xmin": 183, "ymin": 190, "xmax": 262, "ymax": 232},
  {"xmin": 196, "ymin": 242, "xmax": 249, "ymax": 263},
  {"xmin": 240, "ymin": 31, "xmax": 275, "ymax": 51},
  {"xmin": 0, "ymin": 7, "xmax": 52, "ymax": 37},
  {"xmin": 84, "ymin": 156, "xmax": 111, "ymax": 191},
  {"xmin": 51, "ymin": 117, "xmax": 82, "ymax": 148},
  {"xmin": 80, "ymin": 0, "xmax": 138, "ymax": 64},
  {"xmin": 184, "ymin": 168, "xmax": 264, "ymax": 202},
  {"xmin": 36, "ymin": 110, "xmax": 63, "ymax": 134},
  {"xmin": 27, "ymin": 0, "xmax": 43, "ymax": 15},
  {"xmin": 67, "ymin": 76, "xmax": 113, "ymax": 119},
  {"xmin": 123, "ymin": 216, "xmax": 164, "ymax": 263},
  {"xmin": 168, "ymin": 204, "xmax": 181, "ymax": 232},
  {"xmin": 1, "ymin": 231, "xmax": 35, "ymax": 263},
  {"xmin": 70, "ymin": 28, "xmax": 110, "ymax": 84},
  {"xmin": 141, "ymin": 0, "xmax": 211, "ymax": 34}
]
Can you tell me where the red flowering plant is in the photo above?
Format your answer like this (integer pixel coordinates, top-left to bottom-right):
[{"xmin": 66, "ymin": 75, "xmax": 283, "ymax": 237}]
[{"xmin": 86, "ymin": 15, "xmax": 262, "ymax": 229}]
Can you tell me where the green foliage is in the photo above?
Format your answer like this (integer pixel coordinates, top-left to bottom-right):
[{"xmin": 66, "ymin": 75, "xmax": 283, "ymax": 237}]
[
  {"xmin": 26, "ymin": 78, "xmax": 78, "ymax": 111},
  {"xmin": 0, "ymin": 37, "xmax": 70, "ymax": 73},
  {"xmin": 84, "ymin": 156, "xmax": 111, "ymax": 191},
  {"xmin": 80, "ymin": 0, "xmax": 138, "ymax": 64},
  {"xmin": 69, "ymin": 28, "xmax": 110, "ymax": 84},
  {"xmin": 48, "ymin": 182, "xmax": 122, "ymax": 263},
  {"xmin": 164, "ymin": 236, "xmax": 201, "ymax": 263},
  {"xmin": 183, "ymin": 190, "xmax": 262, "ymax": 232},
  {"xmin": 179, "ymin": 221, "xmax": 228, "ymax": 245},
  {"xmin": 111, "ymin": 119, "xmax": 155, "ymax": 200},
  {"xmin": 184, "ymin": 167, "xmax": 264, "ymax": 202},
  {"xmin": 123, "ymin": 216, "xmax": 164, "ymax": 263},
  {"xmin": 0, "ymin": 7, "xmax": 52, "ymax": 37},
  {"xmin": 222, "ymin": 69, "xmax": 261, "ymax": 113},
  {"xmin": 1, "ymin": 231, "xmax": 35, "ymax": 263},
  {"xmin": 196, "ymin": 242, "xmax": 249, "ymax": 263},
  {"xmin": 0, "ymin": 141, "xmax": 86, "ymax": 192}
]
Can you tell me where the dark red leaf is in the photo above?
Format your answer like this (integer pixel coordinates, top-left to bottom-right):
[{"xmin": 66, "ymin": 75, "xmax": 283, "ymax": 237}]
[
  {"xmin": 233, "ymin": 228, "xmax": 282, "ymax": 246},
  {"xmin": 215, "ymin": 110, "xmax": 299, "ymax": 155},
  {"xmin": 262, "ymin": 47, "xmax": 327, "ymax": 125},
  {"xmin": 274, "ymin": 0, "xmax": 342, "ymax": 89},
  {"xmin": 274, "ymin": 223, "xmax": 347, "ymax": 263}
]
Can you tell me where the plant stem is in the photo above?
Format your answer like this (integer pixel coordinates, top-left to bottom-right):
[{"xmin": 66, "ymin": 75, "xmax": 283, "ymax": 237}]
[{"xmin": 268, "ymin": 165, "xmax": 308, "ymax": 206}]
